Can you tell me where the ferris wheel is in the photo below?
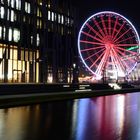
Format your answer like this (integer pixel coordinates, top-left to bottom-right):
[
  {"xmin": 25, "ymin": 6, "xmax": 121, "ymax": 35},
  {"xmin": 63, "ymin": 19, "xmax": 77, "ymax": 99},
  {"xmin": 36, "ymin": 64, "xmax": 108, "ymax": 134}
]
[{"xmin": 78, "ymin": 11, "xmax": 140, "ymax": 79}]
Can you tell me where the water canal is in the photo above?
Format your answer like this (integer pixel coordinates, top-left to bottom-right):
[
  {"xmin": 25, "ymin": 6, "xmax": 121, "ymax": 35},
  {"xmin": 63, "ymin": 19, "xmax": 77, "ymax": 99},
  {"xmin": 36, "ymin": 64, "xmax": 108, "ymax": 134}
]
[{"xmin": 0, "ymin": 92, "xmax": 140, "ymax": 140}]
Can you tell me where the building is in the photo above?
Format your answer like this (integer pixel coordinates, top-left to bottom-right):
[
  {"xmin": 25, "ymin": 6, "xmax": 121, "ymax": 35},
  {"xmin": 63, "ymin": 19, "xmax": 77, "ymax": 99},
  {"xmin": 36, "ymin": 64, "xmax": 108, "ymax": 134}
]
[{"xmin": 0, "ymin": 0, "xmax": 79, "ymax": 83}]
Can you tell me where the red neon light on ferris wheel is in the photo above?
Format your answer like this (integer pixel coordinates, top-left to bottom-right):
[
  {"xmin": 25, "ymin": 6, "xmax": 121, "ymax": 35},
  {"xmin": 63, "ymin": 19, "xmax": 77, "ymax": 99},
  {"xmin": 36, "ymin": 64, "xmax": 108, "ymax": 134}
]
[{"xmin": 78, "ymin": 11, "xmax": 140, "ymax": 78}]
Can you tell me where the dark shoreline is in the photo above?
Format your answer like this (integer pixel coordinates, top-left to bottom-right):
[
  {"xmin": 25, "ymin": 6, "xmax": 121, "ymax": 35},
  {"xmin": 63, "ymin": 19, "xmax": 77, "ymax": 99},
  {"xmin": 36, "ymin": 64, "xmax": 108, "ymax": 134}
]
[{"xmin": 0, "ymin": 83, "xmax": 140, "ymax": 108}]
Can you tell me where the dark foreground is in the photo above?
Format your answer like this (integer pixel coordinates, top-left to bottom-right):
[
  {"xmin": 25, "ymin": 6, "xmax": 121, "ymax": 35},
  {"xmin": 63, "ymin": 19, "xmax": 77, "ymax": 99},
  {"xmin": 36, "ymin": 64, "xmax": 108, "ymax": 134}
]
[
  {"xmin": 0, "ymin": 83, "xmax": 139, "ymax": 108},
  {"xmin": 1, "ymin": 92, "xmax": 140, "ymax": 140}
]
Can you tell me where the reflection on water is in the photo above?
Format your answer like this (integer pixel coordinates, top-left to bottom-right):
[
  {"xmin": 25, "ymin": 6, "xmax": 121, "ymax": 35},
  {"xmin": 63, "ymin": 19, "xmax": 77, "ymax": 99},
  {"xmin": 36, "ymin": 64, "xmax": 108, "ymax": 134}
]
[{"xmin": 1, "ymin": 92, "xmax": 140, "ymax": 140}]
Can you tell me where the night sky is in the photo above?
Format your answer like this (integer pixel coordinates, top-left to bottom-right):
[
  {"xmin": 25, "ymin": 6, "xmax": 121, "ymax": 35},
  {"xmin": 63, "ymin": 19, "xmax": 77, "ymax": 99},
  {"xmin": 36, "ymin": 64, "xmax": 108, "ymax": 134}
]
[{"xmin": 72, "ymin": 0, "xmax": 140, "ymax": 33}]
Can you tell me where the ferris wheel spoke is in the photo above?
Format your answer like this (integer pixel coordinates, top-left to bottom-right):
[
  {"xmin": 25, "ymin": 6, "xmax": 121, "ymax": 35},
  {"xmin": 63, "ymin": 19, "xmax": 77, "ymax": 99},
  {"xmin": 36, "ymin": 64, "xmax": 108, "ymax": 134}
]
[
  {"xmin": 81, "ymin": 31, "xmax": 104, "ymax": 43},
  {"xmin": 89, "ymin": 50, "xmax": 105, "ymax": 69},
  {"xmin": 108, "ymin": 16, "xmax": 111, "ymax": 36},
  {"xmin": 86, "ymin": 23, "xmax": 104, "ymax": 40},
  {"xmin": 96, "ymin": 49, "xmax": 110, "ymax": 75},
  {"xmin": 115, "ymin": 43, "xmax": 138, "ymax": 47},
  {"xmin": 111, "ymin": 17, "xmax": 118, "ymax": 38},
  {"xmin": 112, "ymin": 48, "xmax": 130, "ymax": 71},
  {"xmin": 81, "ymin": 45, "xmax": 105, "ymax": 52},
  {"xmin": 92, "ymin": 18, "xmax": 106, "ymax": 37},
  {"xmin": 115, "ymin": 36, "xmax": 135, "ymax": 44},
  {"xmin": 115, "ymin": 48, "xmax": 136, "ymax": 63},
  {"xmin": 112, "ymin": 50, "xmax": 126, "ymax": 71},
  {"xmin": 84, "ymin": 48, "xmax": 105, "ymax": 61},
  {"xmin": 114, "ymin": 28, "xmax": 131, "ymax": 43},
  {"xmin": 113, "ymin": 22, "xmax": 126, "ymax": 41},
  {"xmin": 80, "ymin": 40, "xmax": 104, "ymax": 46},
  {"xmin": 101, "ymin": 16, "xmax": 108, "ymax": 36},
  {"xmin": 110, "ymin": 51, "xmax": 122, "ymax": 72},
  {"xmin": 115, "ymin": 46, "xmax": 138, "ymax": 55}
]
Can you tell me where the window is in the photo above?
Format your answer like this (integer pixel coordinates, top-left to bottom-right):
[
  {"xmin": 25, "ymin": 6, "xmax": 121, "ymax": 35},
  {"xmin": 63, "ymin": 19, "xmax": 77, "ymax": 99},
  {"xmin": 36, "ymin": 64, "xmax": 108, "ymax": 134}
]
[
  {"xmin": 37, "ymin": 8, "xmax": 42, "ymax": 17},
  {"xmin": 37, "ymin": 34, "xmax": 40, "ymax": 46},
  {"xmin": 11, "ymin": 0, "xmax": 14, "ymax": 8},
  {"xmin": 0, "ymin": 26, "xmax": 2, "ymax": 39},
  {"xmin": 31, "ymin": 36, "xmax": 33, "ymax": 44},
  {"xmin": 51, "ymin": 12, "xmax": 54, "ymax": 21},
  {"xmin": 3, "ymin": 27, "xmax": 6, "ymax": 39},
  {"xmin": 25, "ymin": 2, "xmax": 31, "ymax": 13},
  {"xmin": 13, "ymin": 29, "xmax": 20, "ymax": 42},
  {"xmin": 16, "ymin": 0, "xmax": 21, "ymax": 10},
  {"xmin": 0, "ymin": 7, "xmax": 4, "ymax": 19},
  {"xmin": 8, "ymin": 28, "xmax": 12, "ymax": 41},
  {"xmin": 58, "ymin": 14, "xmax": 61, "ymax": 23},
  {"xmin": 48, "ymin": 11, "xmax": 50, "ymax": 20},
  {"xmin": 1, "ymin": 0, "xmax": 4, "ymax": 4},
  {"xmin": 61, "ymin": 15, "xmax": 64, "ymax": 24},
  {"xmin": 11, "ymin": 10, "xmax": 14, "ymax": 22}
]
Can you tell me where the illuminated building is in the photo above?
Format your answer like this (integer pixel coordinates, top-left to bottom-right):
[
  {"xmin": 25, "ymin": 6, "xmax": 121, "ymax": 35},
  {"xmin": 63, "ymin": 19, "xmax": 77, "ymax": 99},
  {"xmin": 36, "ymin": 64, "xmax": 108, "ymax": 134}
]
[{"xmin": 0, "ymin": 0, "xmax": 79, "ymax": 83}]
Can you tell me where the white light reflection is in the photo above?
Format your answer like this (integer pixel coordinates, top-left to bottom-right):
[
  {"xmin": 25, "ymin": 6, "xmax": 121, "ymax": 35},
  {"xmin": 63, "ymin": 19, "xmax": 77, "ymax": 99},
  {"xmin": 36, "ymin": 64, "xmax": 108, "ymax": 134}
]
[
  {"xmin": 71, "ymin": 99, "xmax": 78, "ymax": 138},
  {"xmin": 116, "ymin": 95, "xmax": 125, "ymax": 139},
  {"xmin": 0, "ymin": 110, "xmax": 5, "ymax": 139},
  {"xmin": 75, "ymin": 99, "xmax": 90, "ymax": 140}
]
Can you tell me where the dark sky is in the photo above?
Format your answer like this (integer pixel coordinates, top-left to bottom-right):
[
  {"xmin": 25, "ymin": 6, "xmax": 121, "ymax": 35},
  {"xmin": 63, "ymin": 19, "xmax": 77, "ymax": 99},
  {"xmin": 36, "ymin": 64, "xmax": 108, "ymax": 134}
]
[{"xmin": 72, "ymin": 0, "xmax": 140, "ymax": 33}]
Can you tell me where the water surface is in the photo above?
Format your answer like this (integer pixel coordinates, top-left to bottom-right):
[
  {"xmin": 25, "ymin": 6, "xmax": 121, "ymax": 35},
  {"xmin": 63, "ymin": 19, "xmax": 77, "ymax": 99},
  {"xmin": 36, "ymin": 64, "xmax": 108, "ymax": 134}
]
[{"xmin": 1, "ymin": 92, "xmax": 140, "ymax": 140}]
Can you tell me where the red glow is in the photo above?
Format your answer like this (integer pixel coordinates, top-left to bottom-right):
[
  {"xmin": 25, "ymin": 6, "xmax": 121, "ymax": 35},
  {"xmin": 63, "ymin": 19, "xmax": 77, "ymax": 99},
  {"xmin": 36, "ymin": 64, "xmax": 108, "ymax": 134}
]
[
  {"xmin": 81, "ymin": 31, "xmax": 104, "ymax": 43},
  {"xmin": 113, "ymin": 22, "xmax": 126, "ymax": 41},
  {"xmin": 108, "ymin": 16, "xmax": 111, "ymax": 36},
  {"xmin": 86, "ymin": 23, "xmax": 103, "ymax": 40},
  {"xmin": 92, "ymin": 18, "xmax": 106, "ymax": 37},
  {"xmin": 84, "ymin": 48, "xmax": 105, "ymax": 61},
  {"xmin": 101, "ymin": 16, "xmax": 108, "ymax": 35},
  {"xmin": 89, "ymin": 51, "xmax": 105, "ymax": 69},
  {"xmin": 114, "ymin": 28, "xmax": 131, "ymax": 43},
  {"xmin": 115, "ymin": 36, "xmax": 135, "ymax": 44},
  {"xmin": 81, "ymin": 46, "xmax": 105, "ymax": 52},
  {"xmin": 111, "ymin": 17, "xmax": 118, "ymax": 38},
  {"xmin": 80, "ymin": 40, "xmax": 104, "ymax": 46}
]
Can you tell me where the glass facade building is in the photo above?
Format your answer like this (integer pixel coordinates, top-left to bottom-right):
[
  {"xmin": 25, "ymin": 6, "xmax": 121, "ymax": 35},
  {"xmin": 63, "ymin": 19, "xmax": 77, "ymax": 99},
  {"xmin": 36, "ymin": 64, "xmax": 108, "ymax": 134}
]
[{"xmin": 0, "ymin": 0, "xmax": 79, "ymax": 83}]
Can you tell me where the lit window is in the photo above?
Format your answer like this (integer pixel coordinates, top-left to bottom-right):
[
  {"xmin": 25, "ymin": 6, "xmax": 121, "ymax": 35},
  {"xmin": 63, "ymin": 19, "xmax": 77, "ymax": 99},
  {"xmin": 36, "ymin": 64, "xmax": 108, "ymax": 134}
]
[
  {"xmin": 48, "ymin": 11, "xmax": 50, "ymax": 20},
  {"xmin": 31, "ymin": 36, "xmax": 33, "ymax": 44},
  {"xmin": 13, "ymin": 29, "xmax": 20, "ymax": 42},
  {"xmin": 51, "ymin": 12, "xmax": 54, "ymax": 21},
  {"xmin": 58, "ymin": 14, "xmax": 61, "ymax": 23},
  {"xmin": 61, "ymin": 15, "xmax": 64, "ymax": 24},
  {"xmin": 48, "ymin": 4, "xmax": 50, "ymax": 8},
  {"xmin": 3, "ymin": 27, "xmax": 6, "ymax": 39},
  {"xmin": 37, "ymin": 34, "xmax": 40, "ymax": 46},
  {"xmin": 8, "ymin": 0, "xmax": 10, "ymax": 6},
  {"xmin": 0, "ymin": 7, "xmax": 4, "ymax": 19},
  {"xmin": 0, "ymin": 26, "xmax": 2, "ymax": 39},
  {"xmin": 25, "ymin": 2, "xmax": 31, "ymax": 13},
  {"xmin": 8, "ymin": 28, "xmax": 12, "ymax": 41},
  {"xmin": 11, "ymin": 0, "xmax": 14, "ymax": 8},
  {"xmin": 54, "ymin": 13, "xmax": 57, "ymax": 21},
  {"xmin": 7, "ymin": 9, "xmax": 10, "ymax": 20},
  {"xmin": 37, "ymin": 8, "xmax": 42, "ymax": 17},
  {"xmin": 16, "ymin": 0, "xmax": 21, "ymax": 10},
  {"xmin": 1, "ymin": 0, "xmax": 4, "ymax": 4},
  {"xmin": 65, "ymin": 17, "xmax": 70, "ymax": 25},
  {"xmin": 11, "ymin": 10, "xmax": 14, "ymax": 22}
]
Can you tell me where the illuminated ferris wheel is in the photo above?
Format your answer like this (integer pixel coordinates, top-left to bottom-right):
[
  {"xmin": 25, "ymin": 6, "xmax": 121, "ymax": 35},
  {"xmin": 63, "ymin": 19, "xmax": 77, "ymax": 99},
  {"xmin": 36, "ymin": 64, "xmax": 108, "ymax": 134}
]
[{"xmin": 78, "ymin": 11, "xmax": 140, "ymax": 79}]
